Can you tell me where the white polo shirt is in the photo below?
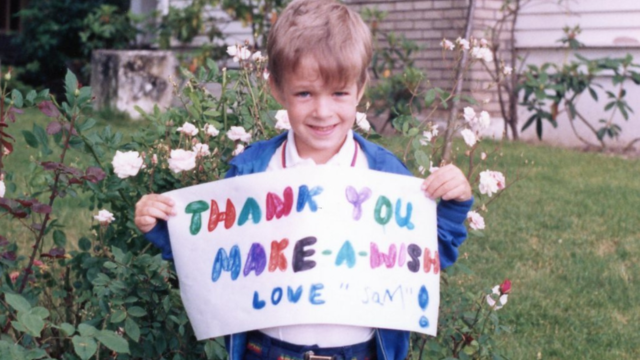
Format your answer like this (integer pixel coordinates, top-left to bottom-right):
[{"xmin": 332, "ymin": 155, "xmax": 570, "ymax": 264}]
[{"xmin": 261, "ymin": 129, "xmax": 374, "ymax": 346}]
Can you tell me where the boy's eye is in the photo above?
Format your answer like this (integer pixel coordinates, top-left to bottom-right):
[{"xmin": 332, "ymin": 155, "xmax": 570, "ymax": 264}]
[
  {"xmin": 334, "ymin": 91, "xmax": 348, "ymax": 97},
  {"xmin": 295, "ymin": 91, "xmax": 310, "ymax": 98}
]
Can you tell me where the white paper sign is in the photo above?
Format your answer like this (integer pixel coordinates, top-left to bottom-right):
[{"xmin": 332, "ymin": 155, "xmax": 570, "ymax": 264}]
[{"xmin": 165, "ymin": 166, "xmax": 441, "ymax": 340}]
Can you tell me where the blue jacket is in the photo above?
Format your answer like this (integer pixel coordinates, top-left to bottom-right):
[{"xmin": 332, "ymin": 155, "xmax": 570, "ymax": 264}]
[{"xmin": 145, "ymin": 131, "xmax": 473, "ymax": 360}]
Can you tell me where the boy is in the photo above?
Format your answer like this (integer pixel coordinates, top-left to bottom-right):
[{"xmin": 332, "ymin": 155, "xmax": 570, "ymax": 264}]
[{"xmin": 135, "ymin": 1, "xmax": 473, "ymax": 360}]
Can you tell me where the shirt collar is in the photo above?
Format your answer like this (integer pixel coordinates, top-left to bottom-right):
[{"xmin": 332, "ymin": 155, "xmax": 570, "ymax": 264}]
[{"xmin": 286, "ymin": 129, "xmax": 358, "ymax": 168}]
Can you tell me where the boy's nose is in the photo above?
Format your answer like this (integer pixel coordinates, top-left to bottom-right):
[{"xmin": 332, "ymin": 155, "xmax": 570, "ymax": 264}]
[{"xmin": 312, "ymin": 97, "xmax": 332, "ymax": 119}]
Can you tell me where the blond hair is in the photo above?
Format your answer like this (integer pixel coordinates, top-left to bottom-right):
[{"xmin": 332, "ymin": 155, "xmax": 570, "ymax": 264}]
[{"xmin": 267, "ymin": 0, "xmax": 372, "ymax": 91}]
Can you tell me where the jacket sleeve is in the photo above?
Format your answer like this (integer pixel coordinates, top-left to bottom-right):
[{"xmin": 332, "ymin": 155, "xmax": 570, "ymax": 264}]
[
  {"xmin": 143, "ymin": 220, "xmax": 173, "ymax": 261},
  {"xmin": 437, "ymin": 198, "xmax": 473, "ymax": 269}
]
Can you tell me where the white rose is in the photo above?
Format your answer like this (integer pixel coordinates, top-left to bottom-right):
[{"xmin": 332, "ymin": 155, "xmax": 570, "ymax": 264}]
[
  {"xmin": 503, "ymin": 66, "xmax": 513, "ymax": 75},
  {"xmin": 177, "ymin": 122, "xmax": 199, "ymax": 136},
  {"xmin": 478, "ymin": 111, "xmax": 491, "ymax": 130},
  {"xmin": 456, "ymin": 37, "xmax": 470, "ymax": 51},
  {"xmin": 0, "ymin": 180, "xmax": 5, "ymax": 198},
  {"xmin": 479, "ymin": 170, "xmax": 505, "ymax": 197},
  {"xmin": 430, "ymin": 124, "xmax": 439, "ymax": 137},
  {"xmin": 111, "ymin": 151, "xmax": 145, "ymax": 179},
  {"xmin": 420, "ymin": 131, "xmax": 433, "ymax": 146},
  {"xmin": 461, "ymin": 129, "xmax": 477, "ymax": 147},
  {"xmin": 467, "ymin": 211, "xmax": 485, "ymax": 230},
  {"xmin": 274, "ymin": 110, "xmax": 291, "ymax": 130},
  {"xmin": 204, "ymin": 124, "xmax": 219, "ymax": 137},
  {"xmin": 471, "ymin": 47, "xmax": 493, "ymax": 62},
  {"xmin": 168, "ymin": 149, "xmax": 197, "ymax": 173},
  {"xmin": 463, "ymin": 107, "xmax": 476, "ymax": 123},
  {"xmin": 226, "ymin": 45, "xmax": 239, "ymax": 57},
  {"xmin": 441, "ymin": 39, "xmax": 454, "ymax": 51},
  {"xmin": 486, "ymin": 286, "xmax": 508, "ymax": 310},
  {"xmin": 355, "ymin": 112, "xmax": 371, "ymax": 132},
  {"xmin": 94, "ymin": 209, "xmax": 115, "ymax": 225},
  {"xmin": 232, "ymin": 143, "xmax": 245, "ymax": 156},
  {"xmin": 192, "ymin": 143, "xmax": 211, "ymax": 156},
  {"xmin": 227, "ymin": 126, "xmax": 252, "ymax": 143}
]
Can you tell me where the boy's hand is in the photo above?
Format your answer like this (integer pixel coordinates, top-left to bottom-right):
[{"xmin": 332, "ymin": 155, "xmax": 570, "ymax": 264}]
[
  {"xmin": 421, "ymin": 164, "xmax": 472, "ymax": 202},
  {"xmin": 134, "ymin": 194, "xmax": 176, "ymax": 233}
]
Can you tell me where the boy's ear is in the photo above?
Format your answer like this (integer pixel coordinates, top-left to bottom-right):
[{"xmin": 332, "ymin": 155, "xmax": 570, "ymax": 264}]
[{"xmin": 269, "ymin": 77, "xmax": 286, "ymax": 106}]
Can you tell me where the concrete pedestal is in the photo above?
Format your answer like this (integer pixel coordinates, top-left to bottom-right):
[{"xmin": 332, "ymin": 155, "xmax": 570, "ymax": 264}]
[{"xmin": 91, "ymin": 50, "xmax": 176, "ymax": 119}]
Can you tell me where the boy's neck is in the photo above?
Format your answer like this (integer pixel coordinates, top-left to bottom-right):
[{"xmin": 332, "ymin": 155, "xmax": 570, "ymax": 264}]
[{"xmin": 291, "ymin": 132, "xmax": 349, "ymax": 165}]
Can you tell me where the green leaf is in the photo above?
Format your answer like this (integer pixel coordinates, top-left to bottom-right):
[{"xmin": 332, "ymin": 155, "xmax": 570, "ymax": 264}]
[
  {"xmin": 97, "ymin": 330, "xmax": 130, "ymax": 354},
  {"xmin": 60, "ymin": 322, "xmax": 76, "ymax": 336},
  {"xmin": 588, "ymin": 87, "xmax": 598, "ymax": 101},
  {"xmin": 127, "ymin": 306, "xmax": 147, "ymax": 317},
  {"xmin": 25, "ymin": 348, "xmax": 48, "ymax": 360},
  {"xmin": 53, "ymin": 230, "xmax": 67, "ymax": 248},
  {"xmin": 21, "ymin": 130, "xmax": 39, "ymax": 149},
  {"xmin": 65, "ymin": 70, "xmax": 78, "ymax": 97},
  {"xmin": 424, "ymin": 89, "xmax": 436, "ymax": 108},
  {"xmin": 18, "ymin": 312, "xmax": 45, "ymax": 337},
  {"xmin": 110, "ymin": 309, "xmax": 127, "ymax": 323},
  {"xmin": 78, "ymin": 323, "xmax": 99, "ymax": 337},
  {"xmin": 29, "ymin": 307, "xmax": 50, "ymax": 319},
  {"xmin": 25, "ymin": 90, "xmax": 37, "ymax": 105},
  {"xmin": 11, "ymin": 89, "xmax": 23, "ymax": 108},
  {"xmin": 124, "ymin": 317, "xmax": 140, "ymax": 342},
  {"xmin": 5, "ymin": 293, "xmax": 31, "ymax": 313},
  {"xmin": 72, "ymin": 336, "xmax": 98, "ymax": 360},
  {"xmin": 79, "ymin": 237, "xmax": 92, "ymax": 251}
]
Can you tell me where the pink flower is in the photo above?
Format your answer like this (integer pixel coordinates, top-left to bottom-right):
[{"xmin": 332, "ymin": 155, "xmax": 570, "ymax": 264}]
[
  {"xmin": 33, "ymin": 260, "xmax": 44, "ymax": 267},
  {"xmin": 251, "ymin": 51, "xmax": 266, "ymax": 62},
  {"xmin": 500, "ymin": 279, "xmax": 512, "ymax": 294},
  {"xmin": 192, "ymin": 143, "xmax": 211, "ymax": 157},
  {"xmin": 471, "ymin": 47, "xmax": 493, "ymax": 62},
  {"xmin": 478, "ymin": 111, "xmax": 491, "ymax": 130},
  {"xmin": 227, "ymin": 45, "xmax": 251, "ymax": 62},
  {"xmin": 479, "ymin": 170, "xmax": 505, "ymax": 197},
  {"xmin": 461, "ymin": 129, "xmax": 477, "ymax": 147},
  {"xmin": 481, "ymin": 152, "xmax": 487, "ymax": 160},
  {"xmin": 232, "ymin": 143, "xmax": 245, "ymax": 156},
  {"xmin": 456, "ymin": 37, "xmax": 470, "ymax": 50},
  {"xmin": 463, "ymin": 107, "xmax": 476, "ymax": 123},
  {"xmin": 177, "ymin": 122, "xmax": 198, "ymax": 136},
  {"xmin": 111, "ymin": 151, "xmax": 145, "ymax": 179},
  {"xmin": 9, "ymin": 271, "xmax": 19, "ymax": 283},
  {"xmin": 441, "ymin": 38, "xmax": 454, "ymax": 51},
  {"xmin": 263, "ymin": 69, "xmax": 270, "ymax": 80},
  {"xmin": 467, "ymin": 211, "xmax": 485, "ymax": 230},
  {"xmin": 479, "ymin": 38, "xmax": 489, "ymax": 47},
  {"xmin": 503, "ymin": 66, "xmax": 513, "ymax": 75},
  {"xmin": 94, "ymin": 209, "xmax": 115, "ymax": 225},
  {"xmin": 274, "ymin": 110, "xmax": 291, "ymax": 130},
  {"xmin": 227, "ymin": 126, "xmax": 252, "ymax": 143},
  {"xmin": 486, "ymin": 285, "xmax": 508, "ymax": 310},
  {"xmin": 355, "ymin": 112, "xmax": 371, "ymax": 132},
  {"xmin": 0, "ymin": 180, "xmax": 5, "ymax": 198},
  {"xmin": 151, "ymin": 154, "xmax": 158, "ymax": 165},
  {"xmin": 168, "ymin": 149, "xmax": 197, "ymax": 173},
  {"xmin": 204, "ymin": 124, "xmax": 219, "ymax": 137}
]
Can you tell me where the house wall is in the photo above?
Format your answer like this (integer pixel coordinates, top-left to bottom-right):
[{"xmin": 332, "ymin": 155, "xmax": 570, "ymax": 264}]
[{"xmin": 513, "ymin": 0, "xmax": 640, "ymax": 147}]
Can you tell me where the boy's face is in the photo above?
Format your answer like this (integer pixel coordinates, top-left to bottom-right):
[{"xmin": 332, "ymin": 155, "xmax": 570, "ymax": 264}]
[{"xmin": 270, "ymin": 56, "xmax": 363, "ymax": 164}]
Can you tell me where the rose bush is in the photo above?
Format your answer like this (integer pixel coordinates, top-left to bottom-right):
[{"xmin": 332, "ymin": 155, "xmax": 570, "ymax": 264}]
[{"xmin": 0, "ymin": 24, "xmax": 517, "ymax": 360}]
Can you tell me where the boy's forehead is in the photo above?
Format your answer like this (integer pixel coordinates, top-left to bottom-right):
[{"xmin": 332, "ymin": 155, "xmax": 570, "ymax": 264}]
[{"xmin": 282, "ymin": 55, "xmax": 355, "ymax": 89}]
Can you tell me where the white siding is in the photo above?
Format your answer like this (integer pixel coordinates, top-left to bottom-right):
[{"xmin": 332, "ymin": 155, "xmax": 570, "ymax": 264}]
[{"xmin": 515, "ymin": 0, "xmax": 640, "ymax": 48}]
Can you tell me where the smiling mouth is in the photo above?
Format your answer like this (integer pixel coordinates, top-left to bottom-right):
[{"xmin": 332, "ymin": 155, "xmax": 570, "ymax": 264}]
[{"xmin": 308, "ymin": 124, "xmax": 337, "ymax": 132}]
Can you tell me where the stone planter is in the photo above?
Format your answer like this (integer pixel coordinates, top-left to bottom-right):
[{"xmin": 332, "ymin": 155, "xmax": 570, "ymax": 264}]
[{"xmin": 90, "ymin": 50, "xmax": 176, "ymax": 119}]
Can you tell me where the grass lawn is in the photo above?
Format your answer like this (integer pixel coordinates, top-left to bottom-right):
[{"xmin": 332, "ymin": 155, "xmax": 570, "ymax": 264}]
[{"xmin": 2, "ymin": 109, "xmax": 639, "ymax": 359}]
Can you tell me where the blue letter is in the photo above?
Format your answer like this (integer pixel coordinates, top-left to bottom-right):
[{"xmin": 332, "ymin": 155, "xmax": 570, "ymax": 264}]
[
  {"xmin": 335, "ymin": 241, "xmax": 356, "ymax": 268},
  {"xmin": 297, "ymin": 185, "xmax": 323, "ymax": 212},
  {"xmin": 395, "ymin": 199, "xmax": 415, "ymax": 230},
  {"xmin": 287, "ymin": 286, "xmax": 303, "ymax": 303},
  {"xmin": 211, "ymin": 245, "xmax": 241, "ymax": 282},
  {"xmin": 253, "ymin": 291, "xmax": 266, "ymax": 310},
  {"xmin": 309, "ymin": 283, "xmax": 325, "ymax": 305}
]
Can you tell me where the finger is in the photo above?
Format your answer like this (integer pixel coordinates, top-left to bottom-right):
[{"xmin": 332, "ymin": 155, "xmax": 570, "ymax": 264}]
[
  {"xmin": 423, "ymin": 168, "xmax": 458, "ymax": 198},
  {"xmin": 138, "ymin": 206, "xmax": 173, "ymax": 221},
  {"xmin": 145, "ymin": 200, "xmax": 177, "ymax": 216},
  {"xmin": 440, "ymin": 183, "xmax": 468, "ymax": 201}
]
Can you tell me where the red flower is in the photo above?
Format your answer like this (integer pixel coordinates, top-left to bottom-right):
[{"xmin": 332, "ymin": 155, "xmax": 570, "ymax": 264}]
[{"xmin": 500, "ymin": 279, "xmax": 511, "ymax": 294}]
